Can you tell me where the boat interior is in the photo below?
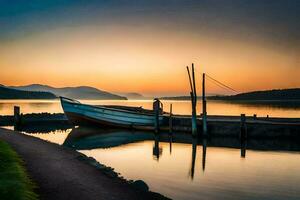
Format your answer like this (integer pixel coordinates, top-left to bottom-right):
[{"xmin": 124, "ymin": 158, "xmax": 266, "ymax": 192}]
[{"xmin": 101, "ymin": 105, "xmax": 156, "ymax": 114}]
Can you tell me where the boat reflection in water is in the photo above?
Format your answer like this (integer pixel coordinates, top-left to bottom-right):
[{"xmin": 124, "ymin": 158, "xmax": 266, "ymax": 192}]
[
  {"xmin": 63, "ymin": 125, "xmax": 300, "ymax": 155},
  {"xmin": 62, "ymin": 126, "xmax": 300, "ymax": 178},
  {"xmin": 63, "ymin": 126, "xmax": 155, "ymax": 149},
  {"xmin": 64, "ymin": 127, "xmax": 213, "ymax": 180},
  {"xmin": 63, "ymin": 126, "xmax": 254, "ymax": 179}
]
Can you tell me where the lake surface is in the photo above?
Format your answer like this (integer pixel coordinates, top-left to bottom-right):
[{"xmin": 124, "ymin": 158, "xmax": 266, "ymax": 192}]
[
  {"xmin": 1, "ymin": 99, "xmax": 300, "ymax": 199},
  {"xmin": 1, "ymin": 99, "xmax": 300, "ymax": 117},
  {"xmin": 17, "ymin": 127, "xmax": 300, "ymax": 200},
  {"xmin": 83, "ymin": 141, "xmax": 300, "ymax": 200}
]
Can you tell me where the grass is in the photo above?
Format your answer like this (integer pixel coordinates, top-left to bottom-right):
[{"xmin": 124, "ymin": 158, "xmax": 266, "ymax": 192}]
[{"xmin": 0, "ymin": 140, "xmax": 38, "ymax": 200}]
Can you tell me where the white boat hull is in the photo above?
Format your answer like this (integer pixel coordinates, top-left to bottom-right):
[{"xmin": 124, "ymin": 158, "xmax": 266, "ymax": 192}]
[{"xmin": 60, "ymin": 97, "xmax": 164, "ymax": 128}]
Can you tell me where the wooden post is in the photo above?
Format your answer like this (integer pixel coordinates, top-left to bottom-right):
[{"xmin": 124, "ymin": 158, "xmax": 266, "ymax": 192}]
[
  {"xmin": 169, "ymin": 104, "xmax": 173, "ymax": 133},
  {"xmin": 153, "ymin": 99, "xmax": 160, "ymax": 133},
  {"xmin": 202, "ymin": 73, "xmax": 207, "ymax": 136},
  {"xmin": 187, "ymin": 65, "xmax": 197, "ymax": 136},
  {"xmin": 240, "ymin": 114, "xmax": 247, "ymax": 158},
  {"xmin": 240, "ymin": 114, "xmax": 247, "ymax": 139},
  {"xmin": 14, "ymin": 106, "xmax": 21, "ymax": 130},
  {"xmin": 191, "ymin": 64, "xmax": 198, "ymax": 136},
  {"xmin": 187, "ymin": 66, "xmax": 194, "ymax": 95},
  {"xmin": 192, "ymin": 64, "xmax": 197, "ymax": 105}
]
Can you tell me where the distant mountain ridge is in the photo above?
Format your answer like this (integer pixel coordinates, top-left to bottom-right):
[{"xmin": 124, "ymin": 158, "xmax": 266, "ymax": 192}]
[
  {"xmin": 161, "ymin": 88, "xmax": 300, "ymax": 101},
  {"xmin": 0, "ymin": 85, "xmax": 56, "ymax": 99},
  {"xmin": 209, "ymin": 88, "xmax": 300, "ymax": 101},
  {"xmin": 9, "ymin": 84, "xmax": 127, "ymax": 100},
  {"xmin": 160, "ymin": 96, "xmax": 201, "ymax": 100}
]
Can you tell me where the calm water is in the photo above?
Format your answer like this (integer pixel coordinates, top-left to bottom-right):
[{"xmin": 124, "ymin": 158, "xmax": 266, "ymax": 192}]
[
  {"xmin": 1, "ymin": 99, "xmax": 300, "ymax": 199},
  {"xmin": 18, "ymin": 127, "xmax": 300, "ymax": 200},
  {"xmin": 83, "ymin": 141, "xmax": 300, "ymax": 200},
  {"xmin": 0, "ymin": 99, "xmax": 300, "ymax": 117}
]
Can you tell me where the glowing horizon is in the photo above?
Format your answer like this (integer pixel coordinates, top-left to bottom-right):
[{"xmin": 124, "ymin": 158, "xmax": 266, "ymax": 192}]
[{"xmin": 0, "ymin": 1, "xmax": 299, "ymax": 96}]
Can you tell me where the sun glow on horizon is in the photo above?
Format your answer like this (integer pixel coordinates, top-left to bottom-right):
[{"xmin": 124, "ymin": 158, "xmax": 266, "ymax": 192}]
[{"xmin": 0, "ymin": 1, "xmax": 299, "ymax": 96}]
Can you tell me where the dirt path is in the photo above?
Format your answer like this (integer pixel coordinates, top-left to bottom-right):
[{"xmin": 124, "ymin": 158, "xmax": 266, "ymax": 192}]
[{"xmin": 0, "ymin": 128, "xmax": 168, "ymax": 200}]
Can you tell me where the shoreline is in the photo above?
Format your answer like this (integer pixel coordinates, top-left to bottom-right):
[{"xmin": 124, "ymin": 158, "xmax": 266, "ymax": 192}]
[{"xmin": 0, "ymin": 128, "xmax": 170, "ymax": 200}]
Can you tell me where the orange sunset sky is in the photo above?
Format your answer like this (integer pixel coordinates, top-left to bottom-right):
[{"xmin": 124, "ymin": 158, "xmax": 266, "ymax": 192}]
[{"xmin": 0, "ymin": 1, "xmax": 299, "ymax": 96}]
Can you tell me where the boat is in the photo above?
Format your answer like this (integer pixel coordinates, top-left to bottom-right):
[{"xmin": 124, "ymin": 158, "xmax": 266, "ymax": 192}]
[{"xmin": 60, "ymin": 97, "xmax": 165, "ymax": 129}]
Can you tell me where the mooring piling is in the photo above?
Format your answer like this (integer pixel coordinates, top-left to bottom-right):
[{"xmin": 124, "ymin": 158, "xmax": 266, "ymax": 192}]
[
  {"xmin": 240, "ymin": 115, "xmax": 247, "ymax": 158},
  {"xmin": 14, "ymin": 106, "xmax": 21, "ymax": 130},
  {"xmin": 240, "ymin": 114, "xmax": 247, "ymax": 139},
  {"xmin": 153, "ymin": 98, "xmax": 161, "ymax": 133},
  {"xmin": 186, "ymin": 64, "xmax": 198, "ymax": 136},
  {"xmin": 202, "ymin": 73, "xmax": 208, "ymax": 137},
  {"xmin": 169, "ymin": 103, "xmax": 173, "ymax": 133}
]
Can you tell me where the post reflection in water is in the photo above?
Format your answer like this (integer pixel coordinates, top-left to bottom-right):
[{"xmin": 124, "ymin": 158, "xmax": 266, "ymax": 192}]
[
  {"xmin": 190, "ymin": 137, "xmax": 207, "ymax": 180},
  {"xmin": 202, "ymin": 138, "xmax": 207, "ymax": 171},
  {"xmin": 190, "ymin": 137, "xmax": 198, "ymax": 179},
  {"xmin": 153, "ymin": 134, "xmax": 162, "ymax": 160},
  {"xmin": 168, "ymin": 133, "xmax": 173, "ymax": 155},
  {"xmin": 241, "ymin": 138, "xmax": 247, "ymax": 158},
  {"xmin": 60, "ymin": 127, "xmax": 253, "ymax": 181},
  {"xmin": 152, "ymin": 133, "xmax": 173, "ymax": 161}
]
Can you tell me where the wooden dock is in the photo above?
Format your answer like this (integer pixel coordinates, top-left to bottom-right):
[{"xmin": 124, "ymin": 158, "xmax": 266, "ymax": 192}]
[
  {"xmin": 1, "ymin": 111, "xmax": 299, "ymax": 138},
  {"xmin": 0, "ymin": 113, "xmax": 68, "ymax": 126},
  {"xmin": 159, "ymin": 115, "xmax": 300, "ymax": 138}
]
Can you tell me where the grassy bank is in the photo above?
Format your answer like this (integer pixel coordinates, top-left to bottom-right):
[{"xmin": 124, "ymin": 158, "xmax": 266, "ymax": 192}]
[{"xmin": 0, "ymin": 140, "xmax": 38, "ymax": 200}]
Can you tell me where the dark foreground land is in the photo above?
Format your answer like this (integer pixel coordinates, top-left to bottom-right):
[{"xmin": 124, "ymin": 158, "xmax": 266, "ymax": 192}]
[
  {"xmin": 0, "ymin": 128, "xmax": 169, "ymax": 200},
  {"xmin": 0, "ymin": 140, "xmax": 38, "ymax": 200}
]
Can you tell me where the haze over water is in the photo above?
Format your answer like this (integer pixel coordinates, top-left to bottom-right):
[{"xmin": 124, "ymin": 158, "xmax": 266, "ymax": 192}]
[{"xmin": 0, "ymin": 99, "xmax": 300, "ymax": 118}]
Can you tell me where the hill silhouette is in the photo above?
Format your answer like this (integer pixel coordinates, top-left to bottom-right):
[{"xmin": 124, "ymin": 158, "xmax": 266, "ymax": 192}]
[
  {"xmin": 0, "ymin": 86, "xmax": 56, "ymax": 99},
  {"xmin": 161, "ymin": 88, "xmax": 300, "ymax": 101},
  {"xmin": 10, "ymin": 84, "xmax": 127, "ymax": 100},
  {"xmin": 209, "ymin": 88, "xmax": 300, "ymax": 101}
]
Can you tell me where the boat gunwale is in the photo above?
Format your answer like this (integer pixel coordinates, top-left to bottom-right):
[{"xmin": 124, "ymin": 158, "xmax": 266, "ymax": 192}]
[
  {"xmin": 65, "ymin": 108, "xmax": 163, "ymax": 121},
  {"xmin": 60, "ymin": 96, "xmax": 162, "ymax": 117},
  {"xmin": 64, "ymin": 111, "xmax": 158, "ymax": 127}
]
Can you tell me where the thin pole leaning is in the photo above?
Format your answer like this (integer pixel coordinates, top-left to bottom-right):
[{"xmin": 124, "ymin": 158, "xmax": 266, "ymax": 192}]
[
  {"xmin": 191, "ymin": 63, "xmax": 197, "ymax": 105},
  {"xmin": 202, "ymin": 73, "xmax": 207, "ymax": 136},
  {"xmin": 187, "ymin": 65, "xmax": 197, "ymax": 136}
]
